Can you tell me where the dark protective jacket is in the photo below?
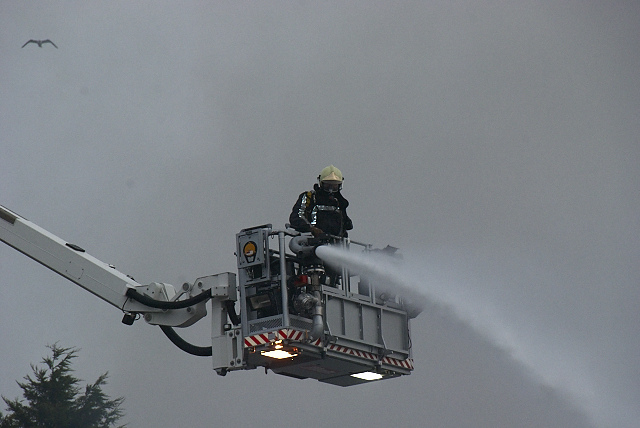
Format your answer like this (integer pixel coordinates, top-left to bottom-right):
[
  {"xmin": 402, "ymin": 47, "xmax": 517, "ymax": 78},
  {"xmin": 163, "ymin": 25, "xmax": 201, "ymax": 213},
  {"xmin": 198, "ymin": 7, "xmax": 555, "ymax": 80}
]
[{"xmin": 289, "ymin": 184, "xmax": 353, "ymax": 237}]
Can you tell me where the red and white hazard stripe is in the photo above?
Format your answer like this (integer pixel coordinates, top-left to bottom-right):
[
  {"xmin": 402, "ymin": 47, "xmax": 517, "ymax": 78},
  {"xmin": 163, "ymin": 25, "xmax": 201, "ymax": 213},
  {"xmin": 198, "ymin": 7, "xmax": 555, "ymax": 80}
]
[
  {"xmin": 277, "ymin": 329, "xmax": 303, "ymax": 341},
  {"xmin": 244, "ymin": 329, "xmax": 322, "ymax": 348},
  {"xmin": 244, "ymin": 332, "xmax": 271, "ymax": 347},
  {"xmin": 327, "ymin": 344, "xmax": 378, "ymax": 362},
  {"xmin": 327, "ymin": 344, "xmax": 413, "ymax": 369},
  {"xmin": 382, "ymin": 356, "xmax": 414, "ymax": 370}
]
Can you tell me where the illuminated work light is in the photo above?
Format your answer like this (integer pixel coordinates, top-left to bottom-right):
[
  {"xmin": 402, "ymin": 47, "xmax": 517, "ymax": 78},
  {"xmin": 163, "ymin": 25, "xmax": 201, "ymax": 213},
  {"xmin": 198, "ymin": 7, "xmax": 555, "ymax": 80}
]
[
  {"xmin": 261, "ymin": 349, "xmax": 298, "ymax": 359},
  {"xmin": 261, "ymin": 342, "xmax": 298, "ymax": 359},
  {"xmin": 350, "ymin": 371, "xmax": 383, "ymax": 381}
]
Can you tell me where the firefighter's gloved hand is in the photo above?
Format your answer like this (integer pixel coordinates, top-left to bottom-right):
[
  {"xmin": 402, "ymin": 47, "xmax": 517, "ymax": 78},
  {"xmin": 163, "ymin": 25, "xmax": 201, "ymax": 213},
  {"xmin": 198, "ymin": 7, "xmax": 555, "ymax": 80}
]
[{"xmin": 310, "ymin": 226, "xmax": 323, "ymax": 237}]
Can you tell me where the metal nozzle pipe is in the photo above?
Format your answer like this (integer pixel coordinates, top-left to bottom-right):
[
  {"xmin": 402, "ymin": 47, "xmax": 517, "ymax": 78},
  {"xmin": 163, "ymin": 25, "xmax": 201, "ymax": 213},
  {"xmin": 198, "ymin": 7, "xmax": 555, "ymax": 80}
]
[{"xmin": 309, "ymin": 290, "xmax": 324, "ymax": 340}]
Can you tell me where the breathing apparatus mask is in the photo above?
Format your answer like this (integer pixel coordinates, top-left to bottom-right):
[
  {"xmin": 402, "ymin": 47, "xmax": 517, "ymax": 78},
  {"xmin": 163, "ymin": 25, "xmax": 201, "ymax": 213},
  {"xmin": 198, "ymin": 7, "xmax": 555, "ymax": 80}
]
[{"xmin": 320, "ymin": 180, "xmax": 342, "ymax": 194}]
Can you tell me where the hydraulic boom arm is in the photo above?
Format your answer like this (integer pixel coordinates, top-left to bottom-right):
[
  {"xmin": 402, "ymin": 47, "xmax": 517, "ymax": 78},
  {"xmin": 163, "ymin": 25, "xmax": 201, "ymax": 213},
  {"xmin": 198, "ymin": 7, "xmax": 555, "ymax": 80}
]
[{"xmin": 0, "ymin": 204, "xmax": 223, "ymax": 328}]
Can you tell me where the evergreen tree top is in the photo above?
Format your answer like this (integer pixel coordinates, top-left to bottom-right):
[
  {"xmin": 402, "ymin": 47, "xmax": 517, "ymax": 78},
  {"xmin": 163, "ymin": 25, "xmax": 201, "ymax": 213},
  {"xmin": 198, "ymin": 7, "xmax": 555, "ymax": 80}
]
[{"xmin": 0, "ymin": 344, "xmax": 126, "ymax": 428}]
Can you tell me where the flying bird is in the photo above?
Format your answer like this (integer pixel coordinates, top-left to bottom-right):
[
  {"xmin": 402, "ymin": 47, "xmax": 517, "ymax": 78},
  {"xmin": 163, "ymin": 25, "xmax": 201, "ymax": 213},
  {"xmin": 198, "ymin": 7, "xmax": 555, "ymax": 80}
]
[{"xmin": 22, "ymin": 39, "xmax": 58, "ymax": 48}]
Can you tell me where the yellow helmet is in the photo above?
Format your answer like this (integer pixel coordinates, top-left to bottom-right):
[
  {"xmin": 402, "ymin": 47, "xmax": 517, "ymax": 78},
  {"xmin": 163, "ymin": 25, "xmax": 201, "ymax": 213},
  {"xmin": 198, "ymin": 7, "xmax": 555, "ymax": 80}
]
[{"xmin": 318, "ymin": 165, "xmax": 344, "ymax": 193}]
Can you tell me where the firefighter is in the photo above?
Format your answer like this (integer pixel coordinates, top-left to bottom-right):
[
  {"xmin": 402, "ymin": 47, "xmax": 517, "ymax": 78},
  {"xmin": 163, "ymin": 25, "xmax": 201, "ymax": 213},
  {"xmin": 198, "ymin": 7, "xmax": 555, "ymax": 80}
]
[{"xmin": 289, "ymin": 165, "xmax": 353, "ymax": 238}]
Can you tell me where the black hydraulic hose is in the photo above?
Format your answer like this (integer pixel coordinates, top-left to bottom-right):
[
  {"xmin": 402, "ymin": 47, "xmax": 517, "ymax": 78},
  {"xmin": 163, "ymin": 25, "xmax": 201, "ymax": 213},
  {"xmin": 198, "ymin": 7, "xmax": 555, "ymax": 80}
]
[
  {"xmin": 224, "ymin": 300, "xmax": 241, "ymax": 325},
  {"xmin": 125, "ymin": 287, "xmax": 212, "ymax": 310},
  {"xmin": 159, "ymin": 325, "xmax": 213, "ymax": 357}
]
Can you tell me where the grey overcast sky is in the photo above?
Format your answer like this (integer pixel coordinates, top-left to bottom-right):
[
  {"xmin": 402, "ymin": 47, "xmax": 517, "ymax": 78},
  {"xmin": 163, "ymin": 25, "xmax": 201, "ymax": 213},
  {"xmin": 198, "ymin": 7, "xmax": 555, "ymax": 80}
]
[{"xmin": 1, "ymin": 2, "xmax": 638, "ymax": 427}]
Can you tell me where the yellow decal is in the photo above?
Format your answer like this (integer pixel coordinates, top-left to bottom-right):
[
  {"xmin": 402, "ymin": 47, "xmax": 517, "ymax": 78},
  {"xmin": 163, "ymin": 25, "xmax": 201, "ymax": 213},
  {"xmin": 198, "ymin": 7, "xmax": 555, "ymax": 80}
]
[{"xmin": 243, "ymin": 241, "xmax": 257, "ymax": 263}]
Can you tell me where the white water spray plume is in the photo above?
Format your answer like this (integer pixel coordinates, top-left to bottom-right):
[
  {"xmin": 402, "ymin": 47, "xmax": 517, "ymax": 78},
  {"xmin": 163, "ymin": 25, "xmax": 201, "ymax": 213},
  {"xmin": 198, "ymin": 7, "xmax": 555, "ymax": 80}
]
[{"xmin": 315, "ymin": 244, "xmax": 632, "ymax": 428}]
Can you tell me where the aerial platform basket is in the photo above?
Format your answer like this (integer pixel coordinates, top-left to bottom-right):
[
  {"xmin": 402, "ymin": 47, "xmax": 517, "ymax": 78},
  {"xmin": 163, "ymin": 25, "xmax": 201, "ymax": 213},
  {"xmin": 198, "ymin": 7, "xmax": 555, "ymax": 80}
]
[{"xmin": 231, "ymin": 225, "xmax": 416, "ymax": 386}]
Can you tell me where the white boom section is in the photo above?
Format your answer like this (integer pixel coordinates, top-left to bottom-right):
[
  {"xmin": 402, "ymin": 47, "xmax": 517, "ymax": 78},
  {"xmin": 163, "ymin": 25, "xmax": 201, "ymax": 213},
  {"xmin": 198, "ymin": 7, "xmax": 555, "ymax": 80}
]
[{"xmin": 0, "ymin": 204, "xmax": 152, "ymax": 313}]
